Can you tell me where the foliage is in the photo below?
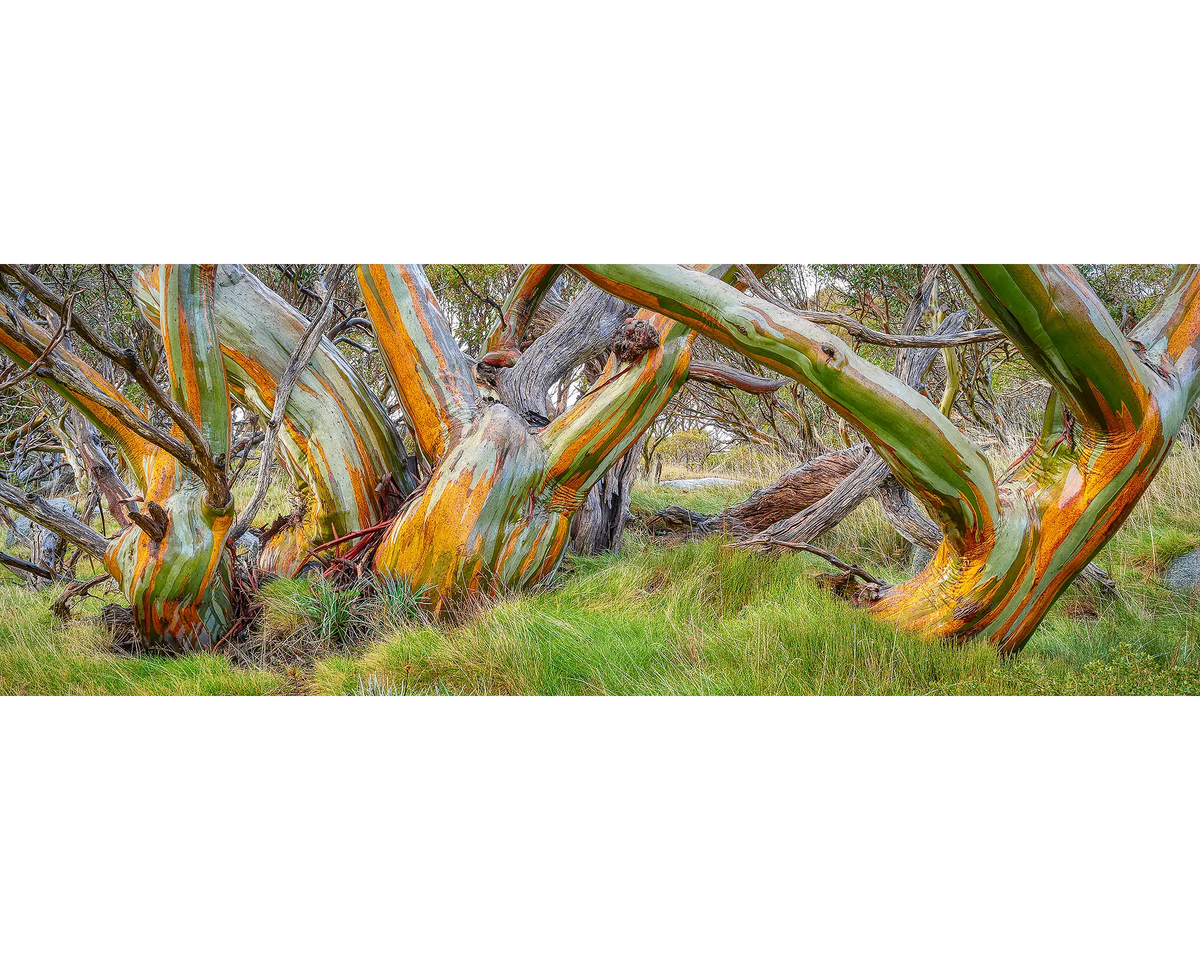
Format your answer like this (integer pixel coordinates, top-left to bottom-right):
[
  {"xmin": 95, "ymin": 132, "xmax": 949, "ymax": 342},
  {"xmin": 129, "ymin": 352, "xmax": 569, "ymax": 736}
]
[
  {"xmin": 1077, "ymin": 264, "xmax": 1174, "ymax": 326},
  {"xmin": 657, "ymin": 428, "xmax": 717, "ymax": 471},
  {"xmin": 424, "ymin": 263, "xmax": 523, "ymax": 356}
]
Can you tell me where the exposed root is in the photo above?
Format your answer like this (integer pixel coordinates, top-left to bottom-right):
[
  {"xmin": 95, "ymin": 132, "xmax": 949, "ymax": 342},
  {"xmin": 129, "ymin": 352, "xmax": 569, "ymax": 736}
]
[
  {"xmin": 100, "ymin": 603, "xmax": 140, "ymax": 655},
  {"xmin": 49, "ymin": 572, "xmax": 111, "ymax": 620},
  {"xmin": 814, "ymin": 571, "xmax": 888, "ymax": 605}
]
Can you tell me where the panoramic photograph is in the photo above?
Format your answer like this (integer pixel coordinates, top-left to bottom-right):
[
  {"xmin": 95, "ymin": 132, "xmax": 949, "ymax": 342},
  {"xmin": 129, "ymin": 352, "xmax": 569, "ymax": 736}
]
[{"xmin": 1, "ymin": 262, "xmax": 1196, "ymax": 696}]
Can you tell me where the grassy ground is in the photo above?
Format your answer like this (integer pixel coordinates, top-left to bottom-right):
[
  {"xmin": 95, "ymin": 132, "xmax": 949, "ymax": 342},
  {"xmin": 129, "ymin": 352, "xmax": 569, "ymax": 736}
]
[{"xmin": 3, "ymin": 449, "xmax": 1200, "ymax": 695}]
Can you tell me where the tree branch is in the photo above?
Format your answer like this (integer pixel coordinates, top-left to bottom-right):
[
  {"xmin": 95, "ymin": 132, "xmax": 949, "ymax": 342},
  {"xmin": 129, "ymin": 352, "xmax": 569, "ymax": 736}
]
[
  {"xmin": 230, "ymin": 265, "xmax": 345, "ymax": 540},
  {"xmin": 574, "ymin": 264, "xmax": 999, "ymax": 553},
  {"xmin": 357, "ymin": 264, "xmax": 480, "ymax": 465},
  {"xmin": 953, "ymin": 264, "xmax": 1151, "ymax": 433},
  {"xmin": 687, "ymin": 360, "xmax": 786, "ymax": 394},
  {"xmin": 483, "ymin": 264, "xmax": 566, "ymax": 362},
  {"xmin": 0, "ymin": 478, "xmax": 109, "ymax": 560}
]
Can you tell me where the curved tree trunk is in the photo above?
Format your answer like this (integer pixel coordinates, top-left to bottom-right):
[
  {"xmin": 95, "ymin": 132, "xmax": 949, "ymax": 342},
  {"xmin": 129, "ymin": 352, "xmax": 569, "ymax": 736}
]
[
  {"xmin": 104, "ymin": 265, "xmax": 237, "ymax": 652},
  {"xmin": 6, "ymin": 263, "xmax": 740, "ymax": 643},
  {"xmin": 649, "ymin": 275, "xmax": 953, "ymax": 547},
  {"xmin": 359, "ymin": 264, "xmax": 705, "ymax": 611},
  {"xmin": 575, "ymin": 262, "xmax": 1193, "ymax": 653}
]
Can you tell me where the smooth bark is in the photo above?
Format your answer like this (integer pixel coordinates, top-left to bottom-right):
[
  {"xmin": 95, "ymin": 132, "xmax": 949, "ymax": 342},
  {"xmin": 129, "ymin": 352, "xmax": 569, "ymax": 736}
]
[{"xmin": 576, "ymin": 263, "xmax": 1184, "ymax": 652}]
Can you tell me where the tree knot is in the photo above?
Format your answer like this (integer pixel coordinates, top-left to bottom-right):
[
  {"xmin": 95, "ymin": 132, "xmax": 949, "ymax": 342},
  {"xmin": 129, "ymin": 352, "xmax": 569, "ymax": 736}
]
[{"xmin": 612, "ymin": 318, "xmax": 661, "ymax": 363}]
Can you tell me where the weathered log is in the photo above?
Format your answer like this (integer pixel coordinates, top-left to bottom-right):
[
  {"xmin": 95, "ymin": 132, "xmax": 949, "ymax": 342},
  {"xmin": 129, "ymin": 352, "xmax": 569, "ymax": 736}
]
[
  {"xmin": 650, "ymin": 272, "xmax": 946, "ymax": 546},
  {"xmin": 648, "ymin": 446, "xmax": 871, "ymax": 540}
]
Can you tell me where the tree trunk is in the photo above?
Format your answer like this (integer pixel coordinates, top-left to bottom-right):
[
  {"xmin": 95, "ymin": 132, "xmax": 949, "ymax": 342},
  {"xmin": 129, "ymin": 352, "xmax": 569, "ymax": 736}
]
[
  {"xmin": 359, "ymin": 265, "xmax": 773, "ymax": 611},
  {"xmin": 570, "ymin": 447, "xmax": 637, "ymax": 554},
  {"xmin": 67, "ymin": 409, "xmax": 132, "ymax": 526},
  {"xmin": 132, "ymin": 264, "xmax": 413, "ymax": 576},
  {"xmin": 576, "ymin": 263, "xmax": 1198, "ymax": 653},
  {"xmin": 104, "ymin": 265, "xmax": 238, "ymax": 652}
]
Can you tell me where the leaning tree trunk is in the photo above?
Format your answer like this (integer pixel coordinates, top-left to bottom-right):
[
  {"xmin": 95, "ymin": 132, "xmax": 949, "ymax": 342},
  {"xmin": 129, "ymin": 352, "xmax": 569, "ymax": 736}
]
[
  {"xmin": 647, "ymin": 273, "xmax": 954, "ymax": 547},
  {"xmin": 358, "ymin": 264, "xmax": 777, "ymax": 612},
  {"xmin": 574, "ymin": 263, "xmax": 1200, "ymax": 654}
]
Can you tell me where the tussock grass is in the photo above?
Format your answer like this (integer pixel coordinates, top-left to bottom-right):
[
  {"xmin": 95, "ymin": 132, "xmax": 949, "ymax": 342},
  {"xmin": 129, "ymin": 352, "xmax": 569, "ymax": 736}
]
[
  {"xmin": 309, "ymin": 532, "xmax": 1200, "ymax": 696},
  {"xmin": 241, "ymin": 574, "xmax": 430, "ymax": 668},
  {"xmin": 4, "ymin": 450, "xmax": 1200, "ymax": 695},
  {"xmin": 0, "ymin": 583, "xmax": 285, "ymax": 695}
]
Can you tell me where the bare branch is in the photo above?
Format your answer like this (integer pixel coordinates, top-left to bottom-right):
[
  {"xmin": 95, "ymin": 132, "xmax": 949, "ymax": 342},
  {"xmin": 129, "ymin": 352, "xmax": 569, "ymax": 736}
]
[
  {"xmin": 0, "ymin": 478, "xmax": 109, "ymax": 560},
  {"xmin": 740, "ymin": 536, "xmax": 887, "ymax": 586},
  {"xmin": 1, "ymin": 263, "xmax": 228, "ymax": 495},
  {"xmin": 687, "ymin": 360, "xmax": 787, "ymax": 394}
]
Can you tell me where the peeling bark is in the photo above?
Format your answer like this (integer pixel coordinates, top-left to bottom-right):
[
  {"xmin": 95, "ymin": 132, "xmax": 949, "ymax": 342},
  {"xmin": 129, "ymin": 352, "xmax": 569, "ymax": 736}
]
[{"xmin": 104, "ymin": 265, "xmax": 237, "ymax": 652}]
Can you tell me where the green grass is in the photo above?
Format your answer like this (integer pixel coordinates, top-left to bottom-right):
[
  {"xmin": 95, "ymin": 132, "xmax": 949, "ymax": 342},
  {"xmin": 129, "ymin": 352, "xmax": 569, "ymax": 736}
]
[
  {"xmin": 3, "ymin": 452, "xmax": 1200, "ymax": 695},
  {"xmin": 0, "ymin": 583, "xmax": 287, "ymax": 695},
  {"xmin": 304, "ymin": 533, "xmax": 1200, "ymax": 696},
  {"xmin": 629, "ymin": 478, "xmax": 759, "ymax": 518}
]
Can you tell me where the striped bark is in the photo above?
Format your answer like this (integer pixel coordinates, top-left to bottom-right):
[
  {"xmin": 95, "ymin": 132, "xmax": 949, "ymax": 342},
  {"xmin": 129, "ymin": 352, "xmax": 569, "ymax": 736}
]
[
  {"xmin": 104, "ymin": 265, "xmax": 237, "ymax": 652},
  {"xmin": 574, "ymin": 263, "xmax": 1200, "ymax": 653},
  {"xmin": 359, "ymin": 264, "xmax": 699, "ymax": 611},
  {"xmin": 131, "ymin": 265, "xmax": 411, "ymax": 575}
]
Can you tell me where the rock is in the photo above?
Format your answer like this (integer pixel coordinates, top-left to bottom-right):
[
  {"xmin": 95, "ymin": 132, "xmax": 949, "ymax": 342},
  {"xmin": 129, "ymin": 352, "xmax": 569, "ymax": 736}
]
[
  {"xmin": 659, "ymin": 477, "xmax": 742, "ymax": 491},
  {"xmin": 6, "ymin": 498, "xmax": 78, "ymax": 546},
  {"xmin": 909, "ymin": 546, "xmax": 934, "ymax": 574},
  {"xmin": 1163, "ymin": 548, "xmax": 1200, "ymax": 593}
]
